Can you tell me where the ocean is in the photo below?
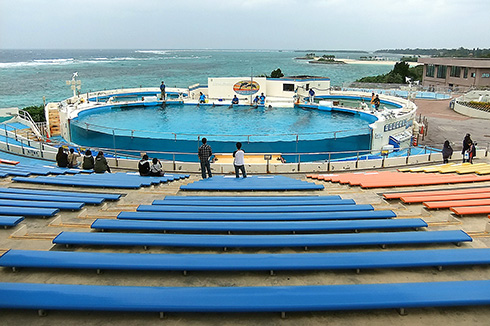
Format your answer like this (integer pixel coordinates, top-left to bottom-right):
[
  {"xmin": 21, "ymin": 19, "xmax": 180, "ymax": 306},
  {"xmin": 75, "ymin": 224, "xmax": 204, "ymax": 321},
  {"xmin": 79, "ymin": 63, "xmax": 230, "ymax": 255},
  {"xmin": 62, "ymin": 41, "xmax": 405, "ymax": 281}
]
[{"xmin": 0, "ymin": 49, "xmax": 397, "ymax": 108}]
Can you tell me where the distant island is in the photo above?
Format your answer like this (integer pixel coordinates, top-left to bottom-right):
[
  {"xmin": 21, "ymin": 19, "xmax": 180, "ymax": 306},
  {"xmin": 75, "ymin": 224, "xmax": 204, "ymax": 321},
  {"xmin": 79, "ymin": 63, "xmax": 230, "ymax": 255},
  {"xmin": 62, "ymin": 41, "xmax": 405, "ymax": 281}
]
[
  {"xmin": 294, "ymin": 50, "xmax": 369, "ymax": 54},
  {"xmin": 295, "ymin": 53, "xmax": 346, "ymax": 64},
  {"xmin": 374, "ymin": 47, "xmax": 490, "ymax": 58}
]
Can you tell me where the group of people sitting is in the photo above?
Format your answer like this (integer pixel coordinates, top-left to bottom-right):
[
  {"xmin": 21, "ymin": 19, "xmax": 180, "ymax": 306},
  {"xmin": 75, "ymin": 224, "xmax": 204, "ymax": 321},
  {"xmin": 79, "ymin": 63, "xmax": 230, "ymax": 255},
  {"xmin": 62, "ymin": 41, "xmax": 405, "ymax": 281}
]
[
  {"xmin": 138, "ymin": 154, "xmax": 165, "ymax": 176},
  {"xmin": 56, "ymin": 147, "xmax": 111, "ymax": 173}
]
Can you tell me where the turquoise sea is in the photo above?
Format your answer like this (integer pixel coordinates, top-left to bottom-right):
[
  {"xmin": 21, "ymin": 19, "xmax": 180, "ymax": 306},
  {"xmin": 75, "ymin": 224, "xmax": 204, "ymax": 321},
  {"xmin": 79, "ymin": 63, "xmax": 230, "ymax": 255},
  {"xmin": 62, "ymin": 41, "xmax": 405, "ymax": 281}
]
[{"xmin": 0, "ymin": 49, "xmax": 398, "ymax": 109}]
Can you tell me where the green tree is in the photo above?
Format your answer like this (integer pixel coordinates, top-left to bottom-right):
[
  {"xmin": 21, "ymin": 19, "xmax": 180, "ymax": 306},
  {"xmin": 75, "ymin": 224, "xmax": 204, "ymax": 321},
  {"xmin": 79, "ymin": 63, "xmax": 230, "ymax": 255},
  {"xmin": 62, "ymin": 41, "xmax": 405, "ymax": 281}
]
[
  {"xmin": 270, "ymin": 68, "xmax": 284, "ymax": 78},
  {"xmin": 22, "ymin": 105, "xmax": 46, "ymax": 122}
]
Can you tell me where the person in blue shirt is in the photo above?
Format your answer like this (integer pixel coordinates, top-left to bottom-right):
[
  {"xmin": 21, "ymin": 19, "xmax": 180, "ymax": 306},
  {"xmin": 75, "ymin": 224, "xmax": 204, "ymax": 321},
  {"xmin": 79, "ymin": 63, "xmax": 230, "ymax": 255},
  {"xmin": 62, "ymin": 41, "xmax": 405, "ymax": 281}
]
[
  {"xmin": 199, "ymin": 92, "xmax": 206, "ymax": 103},
  {"xmin": 253, "ymin": 96, "xmax": 259, "ymax": 106},
  {"xmin": 160, "ymin": 81, "xmax": 166, "ymax": 100},
  {"xmin": 308, "ymin": 88, "xmax": 315, "ymax": 103},
  {"xmin": 232, "ymin": 95, "xmax": 239, "ymax": 105},
  {"xmin": 259, "ymin": 93, "xmax": 266, "ymax": 105}
]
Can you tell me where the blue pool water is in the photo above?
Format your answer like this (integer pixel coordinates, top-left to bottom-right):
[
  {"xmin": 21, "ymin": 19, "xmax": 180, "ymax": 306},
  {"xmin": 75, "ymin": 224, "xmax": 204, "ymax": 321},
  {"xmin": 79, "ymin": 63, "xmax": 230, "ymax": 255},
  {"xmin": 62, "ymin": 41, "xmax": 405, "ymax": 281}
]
[{"xmin": 73, "ymin": 104, "xmax": 375, "ymax": 142}]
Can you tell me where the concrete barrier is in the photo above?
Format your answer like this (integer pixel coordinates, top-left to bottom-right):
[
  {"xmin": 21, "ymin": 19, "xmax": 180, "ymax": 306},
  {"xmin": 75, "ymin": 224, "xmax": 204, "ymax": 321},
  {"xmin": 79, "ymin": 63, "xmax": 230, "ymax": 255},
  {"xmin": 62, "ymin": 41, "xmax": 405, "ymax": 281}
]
[
  {"xmin": 357, "ymin": 159, "xmax": 383, "ymax": 170},
  {"xmin": 407, "ymin": 154, "xmax": 429, "ymax": 165},
  {"xmin": 383, "ymin": 157, "xmax": 407, "ymax": 168},
  {"xmin": 329, "ymin": 161, "xmax": 356, "ymax": 171}
]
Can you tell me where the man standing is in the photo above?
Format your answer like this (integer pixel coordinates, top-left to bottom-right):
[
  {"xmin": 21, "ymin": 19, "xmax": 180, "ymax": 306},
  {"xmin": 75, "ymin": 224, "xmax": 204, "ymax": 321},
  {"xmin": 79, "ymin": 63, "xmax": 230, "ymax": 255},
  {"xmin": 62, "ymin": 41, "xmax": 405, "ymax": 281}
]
[
  {"xmin": 233, "ymin": 142, "xmax": 246, "ymax": 178},
  {"xmin": 198, "ymin": 137, "xmax": 213, "ymax": 179},
  {"xmin": 160, "ymin": 81, "xmax": 166, "ymax": 101},
  {"xmin": 308, "ymin": 88, "xmax": 315, "ymax": 103}
]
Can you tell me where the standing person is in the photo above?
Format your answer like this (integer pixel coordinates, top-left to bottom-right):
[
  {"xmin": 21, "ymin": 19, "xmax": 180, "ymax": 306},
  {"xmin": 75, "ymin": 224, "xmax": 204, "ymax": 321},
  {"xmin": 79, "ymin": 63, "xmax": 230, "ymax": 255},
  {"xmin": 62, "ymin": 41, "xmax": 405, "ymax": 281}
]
[
  {"xmin": 467, "ymin": 140, "xmax": 476, "ymax": 164},
  {"xmin": 373, "ymin": 94, "xmax": 381, "ymax": 111},
  {"xmin": 462, "ymin": 133, "xmax": 472, "ymax": 162},
  {"xmin": 94, "ymin": 151, "xmax": 111, "ymax": 173},
  {"xmin": 150, "ymin": 157, "xmax": 165, "ymax": 176},
  {"xmin": 308, "ymin": 88, "xmax": 315, "ymax": 103},
  {"xmin": 259, "ymin": 93, "xmax": 266, "ymax": 105},
  {"xmin": 138, "ymin": 154, "xmax": 150, "ymax": 176},
  {"xmin": 233, "ymin": 142, "xmax": 246, "ymax": 178},
  {"xmin": 160, "ymin": 81, "xmax": 166, "ymax": 101},
  {"xmin": 56, "ymin": 147, "xmax": 68, "ymax": 168},
  {"xmin": 442, "ymin": 140, "xmax": 453, "ymax": 164},
  {"xmin": 198, "ymin": 137, "xmax": 212, "ymax": 179},
  {"xmin": 67, "ymin": 148, "xmax": 80, "ymax": 168},
  {"xmin": 82, "ymin": 149, "xmax": 94, "ymax": 170}
]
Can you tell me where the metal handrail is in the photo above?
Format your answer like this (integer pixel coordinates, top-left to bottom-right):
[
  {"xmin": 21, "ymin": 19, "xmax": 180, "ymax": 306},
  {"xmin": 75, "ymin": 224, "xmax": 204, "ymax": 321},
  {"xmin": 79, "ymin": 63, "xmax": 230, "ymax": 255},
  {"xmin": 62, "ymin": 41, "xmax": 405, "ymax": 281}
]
[{"xmin": 16, "ymin": 109, "xmax": 44, "ymax": 140}]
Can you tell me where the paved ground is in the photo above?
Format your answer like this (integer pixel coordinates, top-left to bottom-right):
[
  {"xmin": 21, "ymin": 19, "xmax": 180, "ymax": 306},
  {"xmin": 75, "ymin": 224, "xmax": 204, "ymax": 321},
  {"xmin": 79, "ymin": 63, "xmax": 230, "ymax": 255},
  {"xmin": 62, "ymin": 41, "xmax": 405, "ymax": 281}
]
[{"xmin": 414, "ymin": 98, "xmax": 490, "ymax": 151}]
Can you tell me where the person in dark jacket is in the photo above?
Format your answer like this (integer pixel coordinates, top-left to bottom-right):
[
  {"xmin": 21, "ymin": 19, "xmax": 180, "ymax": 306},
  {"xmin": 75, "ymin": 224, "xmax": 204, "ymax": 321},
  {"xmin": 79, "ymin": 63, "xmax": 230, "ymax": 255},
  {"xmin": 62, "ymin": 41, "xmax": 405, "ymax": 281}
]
[
  {"xmin": 82, "ymin": 149, "xmax": 95, "ymax": 170},
  {"xmin": 56, "ymin": 147, "xmax": 68, "ymax": 168},
  {"xmin": 442, "ymin": 140, "xmax": 453, "ymax": 164},
  {"xmin": 138, "ymin": 154, "xmax": 151, "ymax": 176},
  {"xmin": 462, "ymin": 134, "xmax": 472, "ymax": 162},
  {"xmin": 94, "ymin": 151, "xmax": 111, "ymax": 173}
]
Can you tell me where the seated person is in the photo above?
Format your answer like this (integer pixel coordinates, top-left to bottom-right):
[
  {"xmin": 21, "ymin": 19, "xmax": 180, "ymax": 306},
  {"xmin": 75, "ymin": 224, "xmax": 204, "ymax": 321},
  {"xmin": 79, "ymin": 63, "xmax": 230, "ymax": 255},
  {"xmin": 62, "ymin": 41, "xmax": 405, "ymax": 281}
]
[
  {"xmin": 199, "ymin": 92, "xmax": 206, "ymax": 103},
  {"xmin": 149, "ymin": 157, "xmax": 165, "ymax": 176},
  {"xmin": 231, "ymin": 95, "xmax": 239, "ymax": 105},
  {"xmin": 56, "ymin": 147, "xmax": 68, "ymax": 168},
  {"xmin": 67, "ymin": 148, "xmax": 80, "ymax": 168},
  {"xmin": 253, "ymin": 96, "xmax": 259, "ymax": 106},
  {"xmin": 94, "ymin": 151, "xmax": 111, "ymax": 173},
  {"xmin": 138, "ymin": 154, "xmax": 151, "ymax": 176},
  {"xmin": 82, "ymin": 149, "xmax": 94, "ymax": 170}
]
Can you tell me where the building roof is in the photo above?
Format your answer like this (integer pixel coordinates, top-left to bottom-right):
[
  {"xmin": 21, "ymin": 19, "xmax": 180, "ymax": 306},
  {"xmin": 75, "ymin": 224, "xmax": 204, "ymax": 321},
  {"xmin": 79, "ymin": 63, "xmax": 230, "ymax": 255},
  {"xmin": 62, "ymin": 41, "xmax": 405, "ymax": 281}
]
[{"xmin": 418, "ymin": 57, "xmax": 490, "ymax": 68}]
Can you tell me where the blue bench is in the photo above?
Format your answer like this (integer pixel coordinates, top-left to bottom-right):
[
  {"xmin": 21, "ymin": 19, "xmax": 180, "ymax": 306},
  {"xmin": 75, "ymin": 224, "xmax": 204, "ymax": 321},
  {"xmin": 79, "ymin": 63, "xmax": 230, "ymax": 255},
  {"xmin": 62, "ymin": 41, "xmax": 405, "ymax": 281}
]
[
  {"xmin": 0, "ymin": 199, "xmax": 84, "ymax": 211},
  {"xmin": 0, "ymin": 192, "xmax": 104, "ymax": 205},
  {"xmin": 0, "ymin": 187, "xmax": 122, "ymax": 201},
  {"xmin": 153, "ymin": 199, "xmax": 353, "ymax": 207},
  {"xmin": 180, "ymin": 176, "xmax": 324, "ymax": 191},
  {"xmin": 136, "ymin": 204, "xmax": 370, "ymax": 213},
  {"xmin": 92, "ymin": 218, "xmax": 427, "ymax": 233},
  {"xmin": 1, "ymin": 248, "xmax": 488, "ymax": 272},
  {"xmin": 12, "ymin": 176, "xmax": 142, "ymax": 189},
  {"xmin": 0, "ymin": 280, "xmax": 489, "ymax": 314},
  {"xmin": 0, "ymin": 215, "xmax": 24, "ymax": 228},
  {"xmin": 0, "ymin": 206, "xmax": 59, "ymax": 217},
  {"xmin": 0, "ymin": 167, "xmax": 31, "ymax": 177},
  {"xmin": 52, "ymin": 230, "xmax": 472, "ymax": 249},
  {"xmin": 163, "ymin": 195, "xmax": 339, "ymax": 201},
  {"xmin": 118, "ymin": 210, "xmax": 395, "ymax": 221}
]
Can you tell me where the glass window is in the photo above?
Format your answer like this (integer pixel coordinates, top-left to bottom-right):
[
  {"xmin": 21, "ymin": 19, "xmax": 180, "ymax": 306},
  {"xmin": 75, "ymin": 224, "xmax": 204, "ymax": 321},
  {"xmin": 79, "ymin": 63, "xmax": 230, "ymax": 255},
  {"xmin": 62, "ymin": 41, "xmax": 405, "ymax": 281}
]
[
  {"xmin": 283, "ymin": 83, "xmax": 294, "ymax": 92},
  {"xmin": 436, "ymin": 65, "xmax": 447, "ymax": 79},
  {"xmin": 426, "ymin": 64, "xmax": 435, "ymax": 77},
  {"xmin": 450, "ymin": 66, "xmax": 461, "ymax": 78},
  {"xmin": 463, "ymin": 67, "xmax": 468, "ymax": 78}
]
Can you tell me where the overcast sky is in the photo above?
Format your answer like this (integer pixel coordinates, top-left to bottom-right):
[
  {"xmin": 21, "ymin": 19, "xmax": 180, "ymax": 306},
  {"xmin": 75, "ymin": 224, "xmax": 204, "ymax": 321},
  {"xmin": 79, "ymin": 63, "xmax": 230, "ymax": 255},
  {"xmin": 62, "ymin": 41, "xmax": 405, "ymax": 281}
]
[{"xmin": 1, "ymin": 0, "xmax": 489, "ymax": 50}]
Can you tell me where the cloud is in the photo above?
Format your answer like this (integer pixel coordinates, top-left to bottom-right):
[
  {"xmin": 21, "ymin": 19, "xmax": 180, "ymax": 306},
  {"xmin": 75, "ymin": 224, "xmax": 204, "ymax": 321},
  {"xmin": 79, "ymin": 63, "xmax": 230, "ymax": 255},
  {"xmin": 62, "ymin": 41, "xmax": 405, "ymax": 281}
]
[{"xmin": 0, "ymin": 0, "xmax": 489, "ymax": 49}]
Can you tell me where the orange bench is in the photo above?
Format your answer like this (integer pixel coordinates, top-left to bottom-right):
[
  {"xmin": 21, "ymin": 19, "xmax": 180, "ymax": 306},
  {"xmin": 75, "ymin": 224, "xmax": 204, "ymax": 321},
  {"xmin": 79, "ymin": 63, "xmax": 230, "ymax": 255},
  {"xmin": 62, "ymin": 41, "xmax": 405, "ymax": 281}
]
[
  {"xmin": 402, "ymin": 192, "xmax": 490, "ymax": 204},
  {"xmin": 450, "ymin": 205, "xmax": 490, "ymax": 216},
  {"xmin": 361, "ymin": 175, "xmax": 490, "ymax": 189},
  {"xmin": 424, "ymin": 199, "xmax": 490, "ymax": 209},
  {"xmin": 384, "ymin": 187, "xmax": 490, "ymax": 200}
]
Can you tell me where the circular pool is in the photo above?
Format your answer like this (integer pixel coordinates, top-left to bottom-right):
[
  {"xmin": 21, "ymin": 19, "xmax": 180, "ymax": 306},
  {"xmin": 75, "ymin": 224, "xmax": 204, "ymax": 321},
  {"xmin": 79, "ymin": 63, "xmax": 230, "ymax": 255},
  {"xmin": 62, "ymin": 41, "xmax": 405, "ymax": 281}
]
[{"xmin": 70, "ymin": 102, "xmax": 376, "ymax": 162}]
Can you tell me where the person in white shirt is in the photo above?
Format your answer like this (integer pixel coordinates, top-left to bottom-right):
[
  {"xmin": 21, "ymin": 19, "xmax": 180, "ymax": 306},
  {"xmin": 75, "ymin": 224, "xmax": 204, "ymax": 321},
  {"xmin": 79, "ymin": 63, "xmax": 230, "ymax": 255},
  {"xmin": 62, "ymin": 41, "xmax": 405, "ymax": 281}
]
[
  {"xmin": 149, "ymin": 157, "xmax": 165, "ymax": 176},
  {"xmin": 233, "ymin": 142, "xmax": 246, "ymax": 178}
]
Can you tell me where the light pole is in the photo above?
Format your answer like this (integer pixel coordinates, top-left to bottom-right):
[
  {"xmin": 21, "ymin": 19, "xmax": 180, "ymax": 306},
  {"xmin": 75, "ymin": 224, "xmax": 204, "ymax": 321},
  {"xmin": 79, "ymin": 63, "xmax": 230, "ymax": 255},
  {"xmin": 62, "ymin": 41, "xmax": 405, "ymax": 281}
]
[{"xmin": 66, "ymin": 72, "xmax": 81, "ymax": 98}]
